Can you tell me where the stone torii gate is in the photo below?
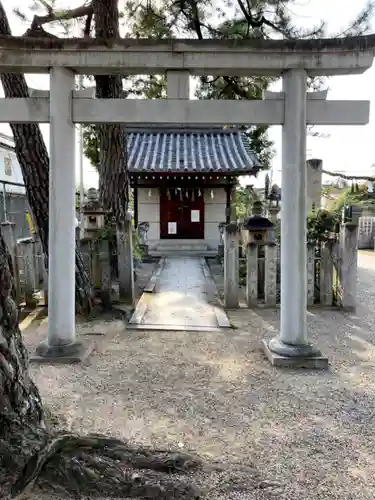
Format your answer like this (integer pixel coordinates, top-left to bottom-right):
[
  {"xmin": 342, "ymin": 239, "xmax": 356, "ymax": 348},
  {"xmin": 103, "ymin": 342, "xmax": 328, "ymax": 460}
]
[{"xmin": 0, "ymin": 36, "xmax": 372, "ymax": 362}]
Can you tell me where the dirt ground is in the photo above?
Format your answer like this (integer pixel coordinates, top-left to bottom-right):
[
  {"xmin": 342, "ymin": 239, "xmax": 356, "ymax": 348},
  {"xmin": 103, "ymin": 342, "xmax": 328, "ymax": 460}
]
[{"xmin": 22, "ymin": 252, "xmax": 375, "ymax": 499}]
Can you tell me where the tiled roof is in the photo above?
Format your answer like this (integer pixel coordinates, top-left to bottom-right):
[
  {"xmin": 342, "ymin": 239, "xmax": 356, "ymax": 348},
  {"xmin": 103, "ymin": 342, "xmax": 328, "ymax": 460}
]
[{"xmin": 127, "ymin": 129, "xmax": 262, "ymax": 174}]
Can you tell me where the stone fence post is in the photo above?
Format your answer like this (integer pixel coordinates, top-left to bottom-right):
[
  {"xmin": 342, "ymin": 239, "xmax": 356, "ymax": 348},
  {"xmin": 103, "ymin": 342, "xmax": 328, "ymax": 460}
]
[
  {"xmin": 319, "ymin": 239, "xmax": 334, "ymax": 306},
  {"xmin": 264, "ymin": 206, "xmax": 279, "ymax": 306},
  {"xmin": 43, "ymin": 266, "xmax": 49, "ymax": 307},
  {"xmin": 306, "ymin": 158, "xmax": 323, "ymax": 212},
  {"xmin": 18, "ymin": 237, "xmax": 38, "ymax": 308},
  {"xmin": 338, "ymin": 220, "xmax": 359, "ymax": 311},
  {"xmin": 306, "ymin": 245, "xmax": 315, "ymax": 306},
  {"xmin": 96, "ymin": 238, "xmax": 112, "ymax": 309},
  {"xmin": 32, "ymin": 236, "xmax": 45, "ymax": 289},
  {"xmin": 245, "ymin": 244, "xmax": 257, "ymax": 307},
  {"xmin": 117, "ymin": 213, "xmax": 135, "ymax": 307},
  {"xmin": 224, "ymin": 223, "xmax": 239, "ymax": 308}
]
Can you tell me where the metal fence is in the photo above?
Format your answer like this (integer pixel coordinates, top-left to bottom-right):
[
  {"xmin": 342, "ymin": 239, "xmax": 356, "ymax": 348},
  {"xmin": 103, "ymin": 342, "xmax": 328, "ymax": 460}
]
[
  {"xmin": 0, "ymin": 180, "xmax": 32, "ymax": 240},
  {"xmin": 358, "ymin": 216, "xmax": 375, "ymax": 249}
]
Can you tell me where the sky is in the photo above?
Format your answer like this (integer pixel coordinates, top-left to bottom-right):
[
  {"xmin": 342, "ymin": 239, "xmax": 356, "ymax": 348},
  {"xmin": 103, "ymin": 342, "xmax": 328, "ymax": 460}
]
[{"xmin": 3, "ymin": 0, "xmax": 375, "ymax": 189}]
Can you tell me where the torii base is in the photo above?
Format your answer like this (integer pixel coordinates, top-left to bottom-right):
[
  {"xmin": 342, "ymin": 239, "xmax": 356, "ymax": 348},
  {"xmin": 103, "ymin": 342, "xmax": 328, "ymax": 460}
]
[
  {"xmin": 31, "ymin": 339, "xmax": 95, "ymax": 364},
  {"xmin": 262, "ymin": 339, "xmax": 329, "ymax": 369}
]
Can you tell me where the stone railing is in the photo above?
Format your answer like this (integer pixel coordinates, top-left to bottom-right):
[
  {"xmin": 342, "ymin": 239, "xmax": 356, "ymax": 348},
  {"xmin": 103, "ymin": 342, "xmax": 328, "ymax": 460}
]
[
  {"xmin": 1, "ymin": 217, "xmax": 137, "ymax": 310},
  {"xmin": 223, "ymin": 219, "xmax": 359, "ymax": 311}
]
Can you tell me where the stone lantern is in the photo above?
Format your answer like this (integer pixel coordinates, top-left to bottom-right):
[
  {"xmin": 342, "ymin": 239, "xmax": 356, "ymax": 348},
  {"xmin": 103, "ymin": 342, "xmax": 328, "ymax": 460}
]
[
  {"xmin": 241, "ymin": 200, "xmax": 275, "ymax": 247},
  {"xmin": 82, "ymin": 187, "xmax": 108, "ymax": 239}
]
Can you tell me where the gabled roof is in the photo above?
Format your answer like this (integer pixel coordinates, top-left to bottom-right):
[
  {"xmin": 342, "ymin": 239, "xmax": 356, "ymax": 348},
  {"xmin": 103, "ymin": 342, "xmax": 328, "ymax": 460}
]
[{"xmin": 127, "ymin": 128, "xmax": 262, "ymax": 175}]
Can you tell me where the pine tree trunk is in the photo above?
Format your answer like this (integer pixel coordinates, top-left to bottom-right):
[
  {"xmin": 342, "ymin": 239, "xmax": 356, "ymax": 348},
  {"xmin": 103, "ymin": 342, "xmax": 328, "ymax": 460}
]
[
  {"xmin": 92, "ymin": 0, "xmax": 129, "ymax": 221},
  {"xmin": 0, "ymin": 3, "xmax": 93, "ymax": 312},
  {"xmin": 0, "ymin": 229, "xmax": 46, "ymax": 496}
]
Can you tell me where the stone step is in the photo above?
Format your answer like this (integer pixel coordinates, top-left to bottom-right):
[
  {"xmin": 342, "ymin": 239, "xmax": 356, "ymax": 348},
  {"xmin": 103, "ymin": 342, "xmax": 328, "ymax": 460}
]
[
  {"xmin": 156, "ymin": 245, "xmax": 208, "ymax": 251},
  {"xmin": 150, "ymin": 239, "xmax": 215, "ymax": 256},
  {"xmin": 157, "ymin": 245, "xmax": 208, "ymax": 251},
  {"xmin": 156, "ymin": 240, "xmax": 207, "ymax": 248},
  {"xmin": 150, "ymin": 249, "xmax": 217, "ymax": 257}
]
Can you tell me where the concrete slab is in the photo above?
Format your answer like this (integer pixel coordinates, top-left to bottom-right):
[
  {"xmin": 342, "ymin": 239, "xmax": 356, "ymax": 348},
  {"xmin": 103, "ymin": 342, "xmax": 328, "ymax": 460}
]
[
  {"xmin": 128, "ymin": 292, "xmax": 151, "ymax": 325},
  {"xmin": 200, "ymin": 257, "xmax": 211, "ymax": 278},
  {"xmin": 127, "ymin": 324, "xmax": 224, "ymax": 333},
  {"xmin": 19, "ymin": 306, "xmax": 47, "ymax": 332},
  {"xmin": 262, "ymin": 339, "xmax": 329, "ymax": 369},
  {"xmin": 143, "ymin": 257, "xmax": 165, "ymax": 293},
  {"xmin": 128, "ymin": 256, "xmax": 231, "ymax": 331},
  {"xmin": 214, "ymin": 306, "xmax": 232, "ymax": 328},
  {"xmin": 200, "ymin": 258, "xmax": 232, "ymax": 328}
]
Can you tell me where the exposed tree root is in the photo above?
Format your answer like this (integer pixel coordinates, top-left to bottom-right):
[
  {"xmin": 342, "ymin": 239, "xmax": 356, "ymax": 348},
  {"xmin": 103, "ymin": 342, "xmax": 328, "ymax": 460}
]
[{"xmin": 8, "ymin": 432, "xmax": 204, "ymax": 499}]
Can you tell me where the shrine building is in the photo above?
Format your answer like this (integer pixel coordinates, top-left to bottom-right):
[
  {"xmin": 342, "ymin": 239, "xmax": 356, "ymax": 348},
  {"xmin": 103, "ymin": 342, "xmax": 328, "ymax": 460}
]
[{"xmin": 128, "ymin": 127, "xmax": 262, "ymax": 255}]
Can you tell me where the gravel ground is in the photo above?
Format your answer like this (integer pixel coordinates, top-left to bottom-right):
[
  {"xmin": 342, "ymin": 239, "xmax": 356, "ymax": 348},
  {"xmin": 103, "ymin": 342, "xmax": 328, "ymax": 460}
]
[{"xmin": 23, "ymin": 252, "xmax": 375, "ymax": 500}]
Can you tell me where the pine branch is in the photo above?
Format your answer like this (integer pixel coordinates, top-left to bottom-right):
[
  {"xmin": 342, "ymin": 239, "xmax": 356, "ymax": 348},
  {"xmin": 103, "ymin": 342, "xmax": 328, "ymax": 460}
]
[
  {"xmin": 236, "ymin": 0, "xmax": 290, "ymax": 38},
  {"xmin": 26, "ymin": 3, "xmax": 93, "ymax": 37}
]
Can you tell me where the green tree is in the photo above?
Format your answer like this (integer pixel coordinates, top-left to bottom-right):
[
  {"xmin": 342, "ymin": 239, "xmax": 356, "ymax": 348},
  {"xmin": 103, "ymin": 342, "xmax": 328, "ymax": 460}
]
[
  {"xmin": 234, "ymin": 185, "xmax": 260, "ymax": 219},
  {"xmin": 329, "ymin": 183, "xmax": 375, "ymax": 213}
]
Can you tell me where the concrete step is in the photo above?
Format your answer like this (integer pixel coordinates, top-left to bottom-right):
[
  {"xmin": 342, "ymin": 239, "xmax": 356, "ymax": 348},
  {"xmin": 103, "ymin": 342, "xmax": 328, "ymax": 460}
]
[
  {"xmin": 150, "ymin": 249, "xmax": 217, "ymax": 257},
  {"xmin": 149, "ymin": 239, "xmax": 216, "ymax": 257},
  {"xmin": 157, "ymin": 246, "xmax": 208, "ymax": 251},
  {"xmin": 156, "ymin": 240, "xmax": 207, "ymax": 249}
]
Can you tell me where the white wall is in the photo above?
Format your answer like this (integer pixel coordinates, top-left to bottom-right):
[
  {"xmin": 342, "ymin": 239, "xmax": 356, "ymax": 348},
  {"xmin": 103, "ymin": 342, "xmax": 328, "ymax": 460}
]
[
  {"xmin": 0, "ymin": 146, "xmax": 25, "ymax": 194},
  {"xmin": 137, "ymin": 186, "xmax": 226, "ymax": 249},
  {"xmin": 137, "ymin": 187, "xmax": 160, "ymax": 246},
  {"xmin": 204, "ymin": 187, "xmax": 226, "ymax": 249}
]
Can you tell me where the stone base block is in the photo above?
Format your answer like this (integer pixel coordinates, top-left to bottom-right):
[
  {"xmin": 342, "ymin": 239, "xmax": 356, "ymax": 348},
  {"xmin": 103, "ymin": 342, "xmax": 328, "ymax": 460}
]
[
  {"xmin": 262, "ymin": 339, "xmax": 329, "ymax": 369},
  {"xmin": 140, "ymin": 244, "xmax": 154, "ymax": 262},
  {"xmin": 31, "ymin": 339, "xmax": 94, "ymax": 364}
]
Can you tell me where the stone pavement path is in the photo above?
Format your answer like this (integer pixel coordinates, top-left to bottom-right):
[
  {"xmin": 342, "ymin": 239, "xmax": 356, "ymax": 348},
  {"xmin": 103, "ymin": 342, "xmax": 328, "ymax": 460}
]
[{"xmin": 129, "ymin": 256, "xmax": 229, "ymax": 330}]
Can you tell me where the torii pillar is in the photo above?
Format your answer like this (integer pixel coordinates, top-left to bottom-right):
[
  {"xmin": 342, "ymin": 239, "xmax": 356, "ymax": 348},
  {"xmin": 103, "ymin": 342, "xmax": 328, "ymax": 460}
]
[
  {"xmin": 268, "ymin": 69, "xmax": 320, "ymax": 361},
  {"xmin": 262, "ymin": 69, "xmax": 369, "ymax": 369},
  {"xmin": 35, "ymin": 67, "xmax": 84, "ymax": 361}
]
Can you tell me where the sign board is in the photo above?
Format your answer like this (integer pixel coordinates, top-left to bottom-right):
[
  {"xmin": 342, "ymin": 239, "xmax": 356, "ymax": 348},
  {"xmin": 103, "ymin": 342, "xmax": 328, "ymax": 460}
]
[
  {"xmin": 191, "ymin": 210, "xmax": 200, "ymax": 222},
  {"xmin": 26, "ymin": 211, "xmax": 35, "ymax": 234},
  {"xmin": 168, "ymin": 222, "xmax": 177, "ymax": 234}
]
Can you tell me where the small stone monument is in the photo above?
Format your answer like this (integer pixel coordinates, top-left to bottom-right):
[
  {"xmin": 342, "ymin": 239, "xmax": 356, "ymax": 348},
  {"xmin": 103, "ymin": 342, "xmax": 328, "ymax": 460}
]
[
  {"xmin": 138, "ymin": 221, "xmax": 150, "ymax": 258},
  {"xmin": 218, "ymin": 222, "xmax": 226, "ymax": 258},
  {"xmin": 81, "ymin": 188, "xmax": 112, "ymax": 308},
  {"xmin": 82, "ymin": 188, "xmax": 107, "ymax": 240},
  {"xmin": 241, "ymin": 201, "xmax": 275, "ymax": 247},
  {"xmin": 241, "ymin": 201, "xmax": 275, "ymax": 307}
]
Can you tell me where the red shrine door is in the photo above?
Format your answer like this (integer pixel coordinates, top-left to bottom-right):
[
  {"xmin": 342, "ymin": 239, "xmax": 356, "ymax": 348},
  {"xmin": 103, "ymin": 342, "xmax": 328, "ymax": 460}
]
[{"xmin": 160, "ymin": 187, "xmax": 204, "ymax": 239}]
